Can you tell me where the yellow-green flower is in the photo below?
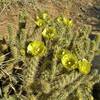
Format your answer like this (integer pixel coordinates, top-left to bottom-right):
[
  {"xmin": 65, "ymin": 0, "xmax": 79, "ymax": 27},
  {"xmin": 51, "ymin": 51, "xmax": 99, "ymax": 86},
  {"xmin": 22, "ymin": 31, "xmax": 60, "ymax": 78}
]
[
  {"xmin": 63, "ymin": 17, "xmax": 73, "ymax": 27},
  {"xmin": 42, "ymin": 27, "xmax": 57, "ymax": 40},
  {"xmin": 61, "ymin": 51, "xmax": 78, "ymax": 69},
  {"xmin": 56, "ymin": 16, "xmax": 73, "ymax": 28},
  {"xmin": 42, "ymin": 12, "xmax": 48, "ymax": 20},
  {"xmin": 35, "ymin": 12, "xmax": 49, "ymax": 27},
  {"xmin": 56, "ymin": 16, "xmax": 63, "ymax": 23},
  {"xmin": 27, "ymin": 40, "xmax": 46, "ymax": 57},
  {"xmin": 35, "ymin": 18, "xmax": 45, "ymax": 27},
  {"xmin": 78, "ymin": 59, "xmax": 92, "ymax": 74}
]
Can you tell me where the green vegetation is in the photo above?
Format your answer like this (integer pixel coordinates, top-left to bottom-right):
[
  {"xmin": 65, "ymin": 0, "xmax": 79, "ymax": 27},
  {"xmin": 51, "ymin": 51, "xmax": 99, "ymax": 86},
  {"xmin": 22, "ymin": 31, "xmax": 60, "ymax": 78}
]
[{"xmin": 0, "ymin": 1, "xmax": 100, "ymax": 100}]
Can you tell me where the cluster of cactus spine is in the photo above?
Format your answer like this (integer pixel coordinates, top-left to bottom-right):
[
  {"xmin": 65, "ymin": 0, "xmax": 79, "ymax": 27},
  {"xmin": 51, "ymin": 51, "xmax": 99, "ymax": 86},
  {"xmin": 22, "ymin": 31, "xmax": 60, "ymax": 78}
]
[{"xmin": 0, "ymin": 9, "xmax": 100, "ymax": 100}]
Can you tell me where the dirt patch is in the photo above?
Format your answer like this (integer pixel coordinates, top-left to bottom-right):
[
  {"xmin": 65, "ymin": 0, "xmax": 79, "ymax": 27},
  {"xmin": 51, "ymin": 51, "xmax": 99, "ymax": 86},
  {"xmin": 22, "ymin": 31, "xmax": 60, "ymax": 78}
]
[{"xmin": 0, "ymin": 3, "xmax": 19, "ymax": 40}]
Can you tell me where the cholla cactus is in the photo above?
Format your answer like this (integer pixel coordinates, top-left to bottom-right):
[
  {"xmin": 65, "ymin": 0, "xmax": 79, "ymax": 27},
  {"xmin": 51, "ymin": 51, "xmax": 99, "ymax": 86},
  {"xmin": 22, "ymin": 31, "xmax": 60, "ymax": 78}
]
[{"xmin": 0, "ymin": 9, "xmax": 100, "ymax": 100}]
